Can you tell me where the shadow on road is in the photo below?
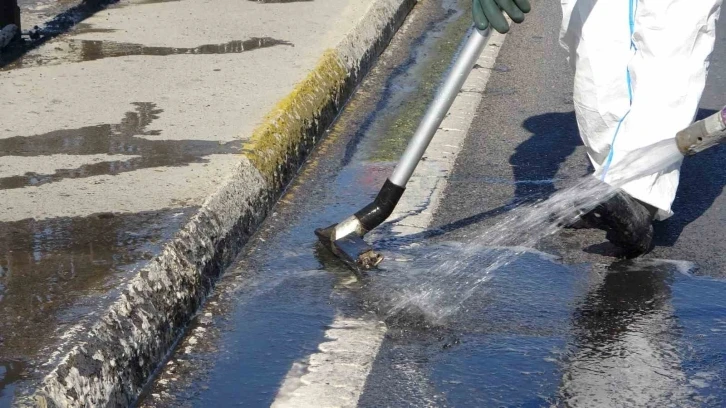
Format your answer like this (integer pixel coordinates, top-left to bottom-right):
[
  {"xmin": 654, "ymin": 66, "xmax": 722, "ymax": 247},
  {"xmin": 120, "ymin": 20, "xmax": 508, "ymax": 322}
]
[
  {"xmin": 513, "ymin": 108, "xmax": 726, "ymax": 248},
  {"xmin": 385, "ymin": 111, "xmax": 583, "ymax": 244},
  {"xmin": 397, "ymin": 108, "xmax": 725, "ymax": 249},
  {"xmin": 379, "ymin": 111, "xmax": 583, "ymax": 245},
  {"xmin": 511, "ymin": 111, "xmax": 583, "ymax": 201}
]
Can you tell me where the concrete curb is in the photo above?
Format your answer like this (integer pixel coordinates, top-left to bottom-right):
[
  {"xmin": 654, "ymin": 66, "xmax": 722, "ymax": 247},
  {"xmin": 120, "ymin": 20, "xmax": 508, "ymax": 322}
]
[{"xmin": 21, "ymin": 0, "xmax": 416, "ymax": 405}]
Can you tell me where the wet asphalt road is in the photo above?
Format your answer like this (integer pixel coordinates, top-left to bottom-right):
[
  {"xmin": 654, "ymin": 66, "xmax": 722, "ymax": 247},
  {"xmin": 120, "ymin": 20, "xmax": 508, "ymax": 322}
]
[
  {"xmin": 359, "ymin": 3, "xmax": 726, "ymax": 407},
  {"xmin": 140, "ymin": 1, "xmax": 726, "ymax": 407}
]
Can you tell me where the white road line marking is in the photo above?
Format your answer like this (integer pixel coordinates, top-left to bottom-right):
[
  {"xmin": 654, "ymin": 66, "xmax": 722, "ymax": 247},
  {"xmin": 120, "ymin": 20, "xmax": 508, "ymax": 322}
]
[
  {"xmin": 269, "ymin": 29, "xmax": 507, "ymax": 408},
  {"xmin": 271, "ymin": 318, "xmax": 387, "ymax": 408}
]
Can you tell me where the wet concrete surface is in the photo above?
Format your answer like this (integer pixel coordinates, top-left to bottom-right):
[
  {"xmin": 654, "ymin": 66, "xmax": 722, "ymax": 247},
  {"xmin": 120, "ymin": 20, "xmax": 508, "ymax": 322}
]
[
  {"xmin": 2, "ymin": 37, "xmax": 293, "ymax": 70},
  {"xmin": 137, "ymin": 1, "xmax": 726, "ymax": 407},
  {"xmin": 0, "ymin": 207, "xmax": 197, "ymax": 403},
  {"xmin": 5, "ymin": 0, "xmax": 246, "ymax": 69},
  {"xmin": 0, "ymin": 360, "xmax": 24, "ymax": 407},
  {"xmin": 17, "ymin": 0, "xmax": 88, "ymax": 32},
  {"xmin": 0, "ymin": 102, "xmax": 240, "ymax": 189},
  {"xmin": 0, "ymin": 83, "xmax": 239, "ymax": 403},
  {"xmin": 361, "ymin": 253, "xmax": 726, "ymax": 407},
  {"xmin": 7, "ymin": 0, "xmax": 123, "ymax": 65}
]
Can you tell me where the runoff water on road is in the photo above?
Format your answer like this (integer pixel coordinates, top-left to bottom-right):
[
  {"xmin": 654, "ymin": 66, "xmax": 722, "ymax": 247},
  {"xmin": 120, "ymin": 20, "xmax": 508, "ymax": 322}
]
[
  {"xmin": 358, "ymin": 139, "xmax": 726, "ymax": 406},
  {"xmin": 371, "ymin": 139, "xmax": 683, "ymax": 322},
  {"xmin": 367, "ymin": 88, "xmax": 726, "ymax": 407},
  {"xmin": 141, "ymin": 3, "xmax": 726, "ymax": 407}
]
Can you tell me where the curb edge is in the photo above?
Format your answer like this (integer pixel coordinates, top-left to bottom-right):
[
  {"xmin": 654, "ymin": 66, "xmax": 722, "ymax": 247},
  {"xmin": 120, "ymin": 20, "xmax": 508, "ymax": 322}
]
[{"xmin": 21, "ymin": 0, "xmax": 417, "ymax": 405}]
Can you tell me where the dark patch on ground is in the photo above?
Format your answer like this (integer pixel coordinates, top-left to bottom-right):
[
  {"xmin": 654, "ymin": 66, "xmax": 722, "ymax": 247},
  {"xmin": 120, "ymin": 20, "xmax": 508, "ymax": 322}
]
[
  {"xmin": 69, "ymin": 23, "xmax": 117, "ymax": 35},
  {"xmin": 0, "ymin": 102, "xmax": 240, "ymax": 190},
  {"xmin": 512, "ymin": 111, "xmax": 584, "ymax": 201},
  {"xmin": 0, "ymin": 207, "xmax": 196, "ymax": 399},
  {"xmin": 0, "ymin": 360, "xmax": 25, "ymax": 407},
  {"xmin": 3, "ymin": 37, "xmax": 293, "ymax": 70}
]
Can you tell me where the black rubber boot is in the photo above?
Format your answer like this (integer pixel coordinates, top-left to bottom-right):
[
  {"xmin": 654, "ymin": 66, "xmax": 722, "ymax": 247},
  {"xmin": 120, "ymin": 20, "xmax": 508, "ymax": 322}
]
[{"xmin": 571, "ymin": 190, "xmax": 657, "ymax": 258}]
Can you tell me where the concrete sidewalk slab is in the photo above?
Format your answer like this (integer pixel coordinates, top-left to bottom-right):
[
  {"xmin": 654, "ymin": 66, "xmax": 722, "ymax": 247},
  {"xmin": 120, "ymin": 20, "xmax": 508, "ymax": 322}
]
[{"xmin": 0, "ymin": 0, "xmax": 415, "ymax": 405}]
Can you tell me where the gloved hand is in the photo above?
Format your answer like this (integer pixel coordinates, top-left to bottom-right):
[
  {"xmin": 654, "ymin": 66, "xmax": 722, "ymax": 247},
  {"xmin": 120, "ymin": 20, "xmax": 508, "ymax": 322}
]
[{"xmin": 472, "ymin": 0, "xmax": 531, "ymax": 34}]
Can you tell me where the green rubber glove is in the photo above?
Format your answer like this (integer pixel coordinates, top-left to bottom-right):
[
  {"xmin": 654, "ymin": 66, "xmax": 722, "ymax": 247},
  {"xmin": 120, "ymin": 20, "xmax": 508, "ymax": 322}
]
[{"xmin": 473, "ymin": 0, "xmax": 531, "ymax": 34}]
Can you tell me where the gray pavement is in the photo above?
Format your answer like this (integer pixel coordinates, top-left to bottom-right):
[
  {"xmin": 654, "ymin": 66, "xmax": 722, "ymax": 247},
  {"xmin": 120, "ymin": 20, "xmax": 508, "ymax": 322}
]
[{"xmin": 2, "ymin": 0, "xmax": 371, "ymax": 222}]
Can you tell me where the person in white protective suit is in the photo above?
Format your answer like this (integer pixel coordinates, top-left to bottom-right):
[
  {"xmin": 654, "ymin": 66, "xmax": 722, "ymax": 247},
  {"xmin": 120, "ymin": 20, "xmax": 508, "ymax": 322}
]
[{"xmin": 472, "ymin": 0, "xmax": 723, "ymax": 256}]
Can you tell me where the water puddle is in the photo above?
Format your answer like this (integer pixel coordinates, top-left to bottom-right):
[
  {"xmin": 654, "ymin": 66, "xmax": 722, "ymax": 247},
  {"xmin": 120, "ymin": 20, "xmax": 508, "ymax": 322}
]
[
  {"xmin": 354, "ymin": 137, "xmax": 705, "ymax": 405},
  {"xmin": 358, "ymin": 251, "xmax": 726, "ymax": 407},
  {"xmin": 0, "ymin": 207, "xmax": 196, "ymax": 400},
  {"xmin": 0, "ymin": 102, "xmax": 240, "ymax": 190},
  {"xmin": 69, "ymin": 23, "xmax": 117, "ymax": 35},
  {"xmin": 421, "ymin": 255, "xmax": 726, "ymax": 407},
  {"xmin": 2, "ymin": 37, "xmax": 292, "ymax": 70},
  {"xmin": 0, "ymin": 360, "xmax": 25, "ymax": 407}
]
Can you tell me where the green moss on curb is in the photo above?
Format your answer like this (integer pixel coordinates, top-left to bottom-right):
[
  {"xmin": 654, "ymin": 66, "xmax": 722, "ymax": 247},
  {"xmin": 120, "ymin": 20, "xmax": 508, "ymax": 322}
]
[{"xmin": 243, "ymin": 50, "xmax": 348, "ymax": 186}]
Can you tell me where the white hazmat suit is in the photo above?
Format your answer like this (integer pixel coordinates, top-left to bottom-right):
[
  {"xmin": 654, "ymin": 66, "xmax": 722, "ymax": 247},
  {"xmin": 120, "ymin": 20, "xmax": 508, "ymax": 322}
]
[{"xmin": 560, "ymin": 0, "xmax": 722, "ymax": 219}]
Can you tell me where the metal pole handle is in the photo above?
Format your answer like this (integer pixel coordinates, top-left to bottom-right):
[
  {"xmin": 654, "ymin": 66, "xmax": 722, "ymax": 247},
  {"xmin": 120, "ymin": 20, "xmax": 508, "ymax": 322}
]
[{"xmin": 389, "ymin": 27, "xmax": 491, "ymax": 187}]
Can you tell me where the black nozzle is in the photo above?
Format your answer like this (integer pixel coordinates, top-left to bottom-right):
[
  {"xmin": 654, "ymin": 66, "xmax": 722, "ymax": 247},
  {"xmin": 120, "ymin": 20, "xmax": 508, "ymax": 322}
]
[
  {"xmin": 354, "ymin": 178, "xmax": 405, "ymax": 232},
  {"xmin": 314, "ymin": 178, "xmax": 405, "ymax": 271}
]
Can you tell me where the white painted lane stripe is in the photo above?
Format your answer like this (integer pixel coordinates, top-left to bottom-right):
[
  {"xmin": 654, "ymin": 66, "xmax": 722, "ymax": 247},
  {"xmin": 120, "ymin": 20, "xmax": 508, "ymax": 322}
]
[
  {"xmin": 271, "ymin": 318, "xmax": 387, "ymax": 408},
  {"xmin": 270, "ymin": 29, "xmax": 508, "ymax": 408}
]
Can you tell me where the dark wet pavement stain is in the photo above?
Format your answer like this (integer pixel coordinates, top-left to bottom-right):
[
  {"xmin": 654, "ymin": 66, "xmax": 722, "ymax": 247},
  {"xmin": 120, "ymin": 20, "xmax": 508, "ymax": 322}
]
[
  {"xmin": 2, "ymin": 37, "xmax": 292, "ymax": 70},
  {"xmin": 0, "ymin": 102, "xmax": 241, "ymax": 190},
  {"xmin": 0, "ymin": 207, "xmax": 196, "ymax": 401},
  {"xmin": 0, "ymin": 360, "xmax": 24, "ymax": 407},
  {"xmin": 1, "ymin": 0, "xmax": 121, "ymax": 69},
  {"xmin": 9, "ymin": 0, "xmax": 205, "ymax": 69},
  {"xmin": 358, "ymin": 250, "xmax": 726, "ymax": 407},
  {"xmin": 69, "ymin": 23, "xmax": 117, "ymax": 35}
]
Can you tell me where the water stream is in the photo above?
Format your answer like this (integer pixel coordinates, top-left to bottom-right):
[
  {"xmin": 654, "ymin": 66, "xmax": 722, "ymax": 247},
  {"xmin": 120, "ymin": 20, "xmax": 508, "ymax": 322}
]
[{"xmin": 372, "ymin": 139, "xmax": 685, "ymax": 323}]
